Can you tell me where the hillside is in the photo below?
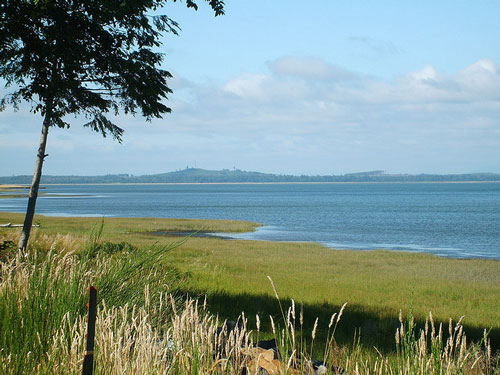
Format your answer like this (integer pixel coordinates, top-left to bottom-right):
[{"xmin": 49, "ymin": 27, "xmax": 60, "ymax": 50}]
[{"xmin": 2, "ymin": 168, "xmax": 500, "ymax": 184}]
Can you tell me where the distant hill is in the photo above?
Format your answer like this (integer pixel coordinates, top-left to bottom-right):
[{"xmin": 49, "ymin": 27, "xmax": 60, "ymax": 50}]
[{"xmin": 2, "ymin": 168, "xmax": 500, "ymax": 184}]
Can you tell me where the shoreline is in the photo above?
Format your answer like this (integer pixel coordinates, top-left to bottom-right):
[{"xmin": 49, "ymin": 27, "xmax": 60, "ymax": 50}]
[
  {"xmin": 2, "ymin": 180, "xmax": 500, "ymax": 187},
  {"xmin": 0, "ymin": 184, "xmax": 30, "ymax": 190},
  {"xmin": 2, "ymin": 211, "xmax": 499, "ymax": 262}
]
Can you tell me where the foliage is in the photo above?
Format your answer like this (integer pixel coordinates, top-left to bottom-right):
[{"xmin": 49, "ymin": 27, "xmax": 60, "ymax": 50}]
[
  {"xmin": 0, "ymin": 0, "xmax": 223, "ymax": 139},
  {"xmin": 1, "ymin": 0, "xmax": 225, "ymax": 250},
  {"xmin": 4, "ymin": 170, "xmax": 500, "ymax": 184}
]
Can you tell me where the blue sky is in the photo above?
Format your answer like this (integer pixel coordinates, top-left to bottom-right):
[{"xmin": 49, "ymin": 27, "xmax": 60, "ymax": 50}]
[{"xmin": 2, "ymin": 0, "xmax": 500, "ymax": 176}]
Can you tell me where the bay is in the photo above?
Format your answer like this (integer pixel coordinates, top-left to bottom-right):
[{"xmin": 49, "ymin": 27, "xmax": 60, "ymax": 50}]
[{"xmin": 1, "ymin": 182, "xmax": 499, "ymax": 260}]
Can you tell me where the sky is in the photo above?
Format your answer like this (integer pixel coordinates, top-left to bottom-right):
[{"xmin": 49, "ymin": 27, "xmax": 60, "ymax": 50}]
[{"xmin": 1, "ymin": 0, "xmax": 500, "ymax": 176}]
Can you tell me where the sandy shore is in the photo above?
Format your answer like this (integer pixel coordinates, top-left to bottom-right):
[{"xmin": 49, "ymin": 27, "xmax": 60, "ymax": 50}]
[{"xmin": 0, "ymin": 184, "xmax": 28, "ymax": 190}]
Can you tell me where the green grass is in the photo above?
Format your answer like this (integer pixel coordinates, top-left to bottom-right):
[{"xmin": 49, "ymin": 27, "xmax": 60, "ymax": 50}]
[
  {"xmin": 174, "ymin": 238, "xmax": 500, "ymax": 351},
  {"xmin": 1, "ymin": 211, "xmax": 499, "ymax": 353},
  {"xmin": 0, "ymin": 211, "xmax": 258, "ymax": 237},
  {"xmin": 0, "ymin": 226, "xmax": 186, "ymax": 373}
]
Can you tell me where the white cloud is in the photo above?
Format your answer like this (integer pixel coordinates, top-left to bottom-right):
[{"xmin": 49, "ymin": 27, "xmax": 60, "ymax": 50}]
[
  {"xmin": 163, "ymin": 57, "xmax": 500, "ymax": 172},
  {"xmin": 2, "ymin": 57, "xmax": 500, "ymax": 175},
  {"xmin": 222, "ymin": 73, "xmax": 269, "ymax": 98},
  {"xmin": 405, "ymin": 64, "xmax": 438, "ymax": 83},
  {"xmin": 456, "ymin": 59, "xmax": 500, "ymax": 94},
  {"xmin": 190, "ymin": 57, "xmax": 500, "ymax": 119}
]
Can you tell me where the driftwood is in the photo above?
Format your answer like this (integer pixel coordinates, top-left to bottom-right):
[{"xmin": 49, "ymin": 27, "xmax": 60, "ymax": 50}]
[{"xmin": 0, "ymin": 223, "xmax": 40, "ymax": 228}]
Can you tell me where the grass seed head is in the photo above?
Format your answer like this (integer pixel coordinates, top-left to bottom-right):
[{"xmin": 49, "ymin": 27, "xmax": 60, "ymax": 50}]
[
  {"xmin": 267, "ymin": 275, "xmax": 280, "ymax": 301},
  {"xmin": 270, "ymin": 315, "xmax": 276, "ymax": 334},
  {"xmin": 329, "ymin": 313, "xmax": 337, "ymax": 329},
  {"xmin": 312, "ymin": 318, "xmax": 318, "ymax": 340},
  {"xmin": 337, "ymin": 302, "xmax": 347, "ymax": 323}
]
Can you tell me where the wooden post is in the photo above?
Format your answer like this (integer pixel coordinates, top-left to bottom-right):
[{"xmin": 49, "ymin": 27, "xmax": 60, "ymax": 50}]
[{"xmin": 82, "ymin": 286, "xmax": 98, "ymax": 375}]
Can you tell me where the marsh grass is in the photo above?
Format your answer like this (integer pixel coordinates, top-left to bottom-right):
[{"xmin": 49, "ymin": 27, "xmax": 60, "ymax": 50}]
[
  {"xmin": 0, "ymin": 232, "xmax": 498, "ymax": 374},
  {"xmin": 0, "ymin": 231, "xmax": 185, "ymax": 374},
  {"xmin": 1, "ymin": 213, "xmax": 500, "ymax": 373},
  {"xmin": 0, "ymin": 212, "xmax": 259, "ymax": 238},
  {"xmin": 1, "ymin": 212, "xmax": 499, "ymax": 352}
]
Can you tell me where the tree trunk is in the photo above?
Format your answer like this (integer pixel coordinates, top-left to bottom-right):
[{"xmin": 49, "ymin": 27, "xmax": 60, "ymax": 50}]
[{"xmin": 18, "ymin": 113, "xmax": 51, "ymax": 252}]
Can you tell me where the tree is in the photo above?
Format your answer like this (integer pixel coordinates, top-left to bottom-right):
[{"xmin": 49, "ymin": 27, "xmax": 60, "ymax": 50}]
[{"xmin": 0, "ymin": 0, "xmax": 224, "ymax": 251}]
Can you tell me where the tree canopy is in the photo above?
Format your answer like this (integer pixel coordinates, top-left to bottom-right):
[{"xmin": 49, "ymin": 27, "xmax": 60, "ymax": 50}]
[
  {"xmin": 0, "ymin": 0, "xmax": 224, "ymax": 140},
  {"xmin": 0, "ymin": 0, "xmax": 224, "ymax": 251}
]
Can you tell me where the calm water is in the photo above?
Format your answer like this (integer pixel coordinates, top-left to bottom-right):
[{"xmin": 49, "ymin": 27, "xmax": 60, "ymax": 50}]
[{"xmin": 1, "ymin": 183, "xmax": 499, "ymax": 260}]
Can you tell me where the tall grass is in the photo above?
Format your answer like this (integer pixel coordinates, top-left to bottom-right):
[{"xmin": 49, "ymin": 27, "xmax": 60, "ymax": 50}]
[
  {"xmin": 0, "ymin": 230, "xmax": 184, "ymax": 374},
  {"xmin": 0, "ymin": 232, "xmax": 497, "ymax": 374},
  {"xmin": 0, "ymin": 250, "xmax": 86, "ymax": 374},
  {"xmin": 3, "ymin": 212, "xmax": 499, "ymax": 345}
]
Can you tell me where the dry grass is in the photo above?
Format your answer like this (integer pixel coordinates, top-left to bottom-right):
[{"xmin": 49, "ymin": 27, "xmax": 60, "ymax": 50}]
[
  {"xmin": 0, "ymin": 231, "xmax": 498, "ymax": 374},
  {"xmin": 0, "ymin": 230, "xmax": 185, "ymax": 374},
  {"xmin": 2, "ymin": 212, "xmax": 499, "ymax": 353}
]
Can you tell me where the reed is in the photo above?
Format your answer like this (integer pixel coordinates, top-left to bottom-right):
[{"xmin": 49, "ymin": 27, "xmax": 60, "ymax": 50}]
[
  {"xmin": 0, "ymin": 223, "xmax": 498, "ymax": 374},
  {"xmin": 0, "ymin": 241, "xmax": 497, "ymax": 374},
  {"xmin": 0, "ymin": 231, "xmax": 184, "ymax": 374}
]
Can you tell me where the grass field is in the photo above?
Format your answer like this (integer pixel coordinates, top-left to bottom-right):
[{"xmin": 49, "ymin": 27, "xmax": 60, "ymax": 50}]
[
  {"xmin": 1, "ymin": 211, "xmax": 499, "ymax": 355},
  {"xmin": 3, "ymin": 239, "xmax": 493, "ymax": 374}
]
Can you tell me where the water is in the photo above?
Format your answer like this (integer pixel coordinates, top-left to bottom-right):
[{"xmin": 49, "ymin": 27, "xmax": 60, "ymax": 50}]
[{"xmin": 1, "ymin": 183, "xmax": 499, "ymax": 260}]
